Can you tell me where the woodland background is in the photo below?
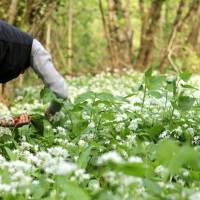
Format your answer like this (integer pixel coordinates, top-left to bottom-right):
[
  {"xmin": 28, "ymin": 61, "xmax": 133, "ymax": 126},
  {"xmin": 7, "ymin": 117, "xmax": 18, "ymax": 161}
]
[{"xmin": 0, "ymin": 0, "xmax": 200, "ymax": 90}]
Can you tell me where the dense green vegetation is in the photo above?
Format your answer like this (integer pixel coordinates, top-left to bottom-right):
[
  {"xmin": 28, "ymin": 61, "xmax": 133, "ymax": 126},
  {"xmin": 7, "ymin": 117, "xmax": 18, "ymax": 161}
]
[
  {"xmin": 0, "ymin": 0, "xmax": 200, "ymax": 199},
  {"xmin": 0, "ymin": 70, "xmax": 200, "ymax": 199}
]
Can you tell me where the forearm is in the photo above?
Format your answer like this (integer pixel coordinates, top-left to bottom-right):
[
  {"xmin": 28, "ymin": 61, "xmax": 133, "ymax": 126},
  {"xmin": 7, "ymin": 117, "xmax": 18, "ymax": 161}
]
[{"xmin": 31, "ymin": 39, "xmax": 68, "ymax": 115}]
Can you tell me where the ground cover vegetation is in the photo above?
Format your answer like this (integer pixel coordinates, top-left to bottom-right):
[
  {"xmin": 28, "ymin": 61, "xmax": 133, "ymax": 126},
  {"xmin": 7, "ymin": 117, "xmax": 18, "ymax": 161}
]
[{"xmin": 0, "ymin": 70, "xmax": 200, "ymax": 199}]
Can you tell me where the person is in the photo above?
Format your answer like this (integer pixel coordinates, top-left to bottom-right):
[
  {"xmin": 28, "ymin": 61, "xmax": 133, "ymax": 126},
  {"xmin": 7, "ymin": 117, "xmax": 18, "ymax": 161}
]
[{"xmin": 0, "ymin": 20, "xmax": 68, "ymax": 127}]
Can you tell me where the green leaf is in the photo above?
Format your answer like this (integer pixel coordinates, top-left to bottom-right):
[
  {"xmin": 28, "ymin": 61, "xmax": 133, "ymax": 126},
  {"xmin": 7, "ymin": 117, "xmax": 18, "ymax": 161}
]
[
  {"xmin": 170, "ymin": 146, "xmax": 200, "ymax": 173},
  {"xmin": 31, "ymin": 176, "xmax": 49, "ymax": 199},
  {"xmin": 74, "ymin": 92, "xmax": 95, "ymax": 104},
  {"xmin": 148, "ymin": 124, "xmax": 164, "ymax": 140},
  {"xmin": 149, "ymin": 91, "xmax": 162, "ymax": 99},
  {"xmin": 145, "ymin": 67, "xmax": 153, "ymax": 78},
  {"xmin": 177, "ymin": 95, "xmax": 195, "ymax": 111},
  {"xmin": 146, "ymin": 76, "xmax": 165, "ymax": 90},
  {"xmin": 156, "ymin": 140, "xmax": 179, "ymax": 165},
  {"xmin": 144, "ymin": 179, "xmax": 161, "ymax": 195},
  {"xmin": 77, "ymin": 147, "xmax": 91, "ymax": 168},
  {"xmin": 156, "ymin": 140, "xmax": 200, "ymax": 175},
  {"xmin": 101, "ymin": 112, "xmax": 115, "ymax": 121},
  {"xmin": 5, "ymin": 147, "xmax": 16, "ymax": 160},
  {"xmin": 113, "ymin": 163, "xmax": 147, "ymax": 177},
  {"xmin": 58, "ymin": 178, "xmax": 90, "ymax": 200},
  {"xmin": 40, "ymin": 86, "xmax": 56, "ymax": 104},
  {"xmin": 179, "ymin": 71, "xmax": 192, "ymax": 82},
  {"xmin": 31, "ymin": 114, "xmax": 45, "ymax": 135},
  {"xmin": 96, "ymin": 93, "xmax": 114, "ymax": 102},
  {"xmin": 181, "ymin": 84, "xmax": 199, "ymax": 90},
  {"xmin": 97, "ymin": 191, "xmax": 120, "ymax": 200}
]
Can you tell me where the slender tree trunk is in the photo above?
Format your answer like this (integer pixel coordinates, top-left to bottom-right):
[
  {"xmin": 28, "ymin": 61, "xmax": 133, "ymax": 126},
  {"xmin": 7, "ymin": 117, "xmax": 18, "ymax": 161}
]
[
  {"xmin": 99, "ymin": 0, "xmax": 118, "ymax": 70},
  {"xmin": 108, "ymin": 0, "xmax": 120, "ymax": 70},
  {"xmin": 187, "ymin": 1, "xmax": 200, "ymax": 53},
  {"xmin": 134, "ymin": 0, "xmax": 163, "ymax": 71},
  {"xmin": 67, "ymin": 0, "xmax": 73, "ymax": 73},
  {"xmin": 46, "ymin": 19, "xmax": 52, "ymax": 51},
  {"xmin": 99, "ymin": 0, "xmax": 133, "ymax": 70},
  {"xmin": 117, "ymin": 0, "xmax": 133, "ymax": 66},
  {"xmin": 159, "ymin": 0, "xmax": 200, "ymax": 73},
  {"xmin": 8, "ymin": 0, "xmax": 19, "ymax": 24},
  {"xmin": 29, "ymin": 1, "xmax": 58, "ymax": 37},
  {"xmin": 159, "ymin": 0, "xmax": 185, "ymax": 73}
]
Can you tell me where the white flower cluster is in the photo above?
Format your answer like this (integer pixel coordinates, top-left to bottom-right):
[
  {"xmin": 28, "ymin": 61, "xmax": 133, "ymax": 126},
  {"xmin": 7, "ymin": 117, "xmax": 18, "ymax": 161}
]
[{"xmin": 97, "ymin": 151, "xmax": 123, "ymax": 165}]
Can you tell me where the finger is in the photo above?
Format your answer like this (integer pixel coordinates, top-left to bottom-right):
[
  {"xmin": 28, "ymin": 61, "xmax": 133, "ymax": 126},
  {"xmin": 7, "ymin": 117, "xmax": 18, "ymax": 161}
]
[
  {"xmin": 22, "ymin": 113, "xmax": 29, "ymax": 123},
  {"xmin": 21, "ymin": 114, "xmax": 26, "ymax": 123}
]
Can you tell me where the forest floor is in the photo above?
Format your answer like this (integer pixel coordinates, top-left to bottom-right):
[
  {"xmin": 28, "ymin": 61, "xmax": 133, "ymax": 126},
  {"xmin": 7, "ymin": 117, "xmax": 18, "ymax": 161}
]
[{"xmin": 0, "ymin": 70, "xmax": 200, "ymax": 199}]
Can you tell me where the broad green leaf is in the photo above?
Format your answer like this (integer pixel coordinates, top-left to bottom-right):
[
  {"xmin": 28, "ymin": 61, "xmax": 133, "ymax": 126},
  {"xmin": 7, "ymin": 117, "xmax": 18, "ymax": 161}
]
[
  {"xmin": 156, "ymin": 140, "xmax": 179, "ymax": 165},
  {"xmin": 31, "ymin": 114, "xmax": 45, "ymax": 135},
  {"xmin": 149, "ymin": 91, "xmax": 162, "ymax": 99},
  {"xmin": 96, "ymin": 93, "xmax": 114, "ymax": 102},
  {"xmin": 145, "ymin": 67, "xmax": 153, "ymax": 78},
  {"xmin": 5, "ymin": 147, "xmax": 16, "ymax": 160},
  {"xmin": 148, "ymin": 124, "xmax": 164, "ymax": 140},
  {"xmin": 179, "ymin": 71, "xmax": 192, "ymax": 82},
  {"xmin": 58, "ymin": 178, "xmax": 90, "ymax": 200},
  {"xmin": 97, "ymin": 191, "xmax": 120, "ymax": 200},
  {"xmin": 177, "ymin": 95, "xmax": 195, "ymax": 111},
  {"xmin": 144, "ymin": 179, "xmax": 161, "ymax": 195},
  {"xmin": 146, "ymin": 76, "xmax": 165, "ymax": 90},
  {"xmin": 31, "ymin": 177, "xmax": 49, "ymax": 199},
  {"xmin": 40, "ymin": 86, "xmax": 56, "ymax": 104},
  {"xmin": 101, "ymin": 112, "xmax": 115, "ymax": 121},
  {"xmin": 74, "ymin": 92, "xmax": 95, "ymax": 104},
  {"xmin": 77, "ymin": 147, "xmax": 92, "ymax": 168},
  {"xmin": 113, "ymin": 163, "xmax": 146, "ymax": 177}
]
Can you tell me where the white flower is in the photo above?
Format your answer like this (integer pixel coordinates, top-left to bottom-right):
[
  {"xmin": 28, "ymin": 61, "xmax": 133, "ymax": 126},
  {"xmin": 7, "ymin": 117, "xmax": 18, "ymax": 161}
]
[
  {"xmin": 82, "ymin": 112, "xmax": 90, "ymax": 121},
  {"xmin": 88, "ymin": 180, "xmax": 100, "ymax": 191},
  {"xmin": 190, "ymin": 192, "xmax": 200, "ymax": 200},
  {"xmin": 183, "ymin": 170, "xmax": 189, "ymax": 177},
  {"xmin": 187, "ymin": 128, "xmax": 194, "ymax": 136},
  {"xmin": 128, "ymin": 156, "xmax": 143, "ymax": 163},
  {"xmin": 103, "ymin": 171, "xmax": 117, "ymax": 184},
  {"xmin": 8, "ymin": 161, "xmax": 32, "ymax": 173},
  {"xmin": 45, "ymin": 161, "xmax": 76, "ymax": 176},
  {"xmin": 155, "ymin": 165, "xmax": 167, "ymax": 176},
  {"xmin": 48, "ymin": 147, "xmax": 68, "ymax": 159},
  {"xmin": 74, "ymin": 169, "xmax": 90, "ymax": 182},
  {"xmin": 97, "ymin": 151, "xmax": 123, "ymax": 165},
  {"xmin": 115, "ymin": 122, "xmax": 125, "ymax": 132},
  {"xmin": 88, "ymin": 121, "xmax": 95, "ymax": 129},
  {"xmin": 115, "ymin": 113, "xmax": 127, "ymax": 122},
  {"xmin": 78, "ymin": 139, "xmax": 88, "ymax": 147},
  {"xmin": 159, "ymin": 130, "xmax": 170, "ymax": 139}
]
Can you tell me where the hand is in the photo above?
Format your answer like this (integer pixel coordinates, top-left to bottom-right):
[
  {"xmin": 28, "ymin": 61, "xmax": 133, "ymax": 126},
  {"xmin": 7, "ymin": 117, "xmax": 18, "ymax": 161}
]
[
  {"xmin": 0, "ymin": 113, "xmax": 31, "ymax": 128},
  {"xmin": 14, "ymin": 113, "xmax": 31, "ymax": 128}
]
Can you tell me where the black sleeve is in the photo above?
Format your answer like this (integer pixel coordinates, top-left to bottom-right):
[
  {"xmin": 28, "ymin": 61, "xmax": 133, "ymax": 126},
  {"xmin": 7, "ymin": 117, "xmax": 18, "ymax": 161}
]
[{"xmin": 0, "ymin": 40, "xmax": 7, "ymax": 63}]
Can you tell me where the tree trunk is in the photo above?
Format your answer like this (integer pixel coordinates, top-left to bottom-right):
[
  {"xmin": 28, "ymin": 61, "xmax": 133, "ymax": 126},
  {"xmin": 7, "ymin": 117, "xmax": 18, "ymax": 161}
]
[
  {"xmin": 99, "ymin": 0, "xmax": 133, "ymax": 70},
  {"xmin": 108, "ymin": 0, "xmax": 120, "ymax": 70},
  {"xmin": 159, "ymin": 0, "xmax": 185, "ymax": 73},
  {"xmin": 99, "ymin": 0, "xmax": 119, "ymax": 70},
  {"xmin": 159, "ymin": 0, "xmax": 200, "ymax": 73},
  {"xmin": 187, "ymin": 1, "xmax": 200, "ymax": 53},
  {"xmin": 134, "ymin": 0, "xmax": 163, "ymax": 71},
  {"xmin": 46, "ymin": 19, "xmax": 52, "ymax": 51},
  {"xmin": 116, "ymin": 0, "xmax": 133, "ymax": 66},
  {"xmin": 8, "ymin": 0, "xmax": 19, "ymax": 24},
  {"xmin": 67, "ymin": 0, "xmax": 73, "ymax": 73}
]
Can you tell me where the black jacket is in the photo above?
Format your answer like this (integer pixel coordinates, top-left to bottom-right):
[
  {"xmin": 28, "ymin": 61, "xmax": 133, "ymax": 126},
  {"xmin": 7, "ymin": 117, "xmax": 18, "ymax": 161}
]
[{"xmin": 0, "ymin": 20, "xmax": 33, "ymax": 83}]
